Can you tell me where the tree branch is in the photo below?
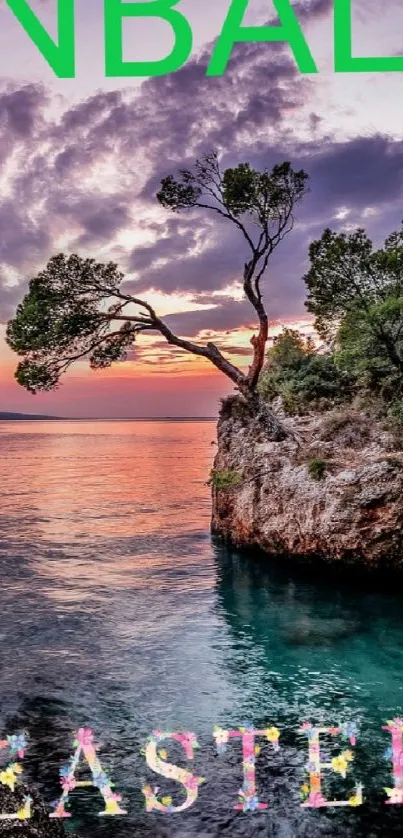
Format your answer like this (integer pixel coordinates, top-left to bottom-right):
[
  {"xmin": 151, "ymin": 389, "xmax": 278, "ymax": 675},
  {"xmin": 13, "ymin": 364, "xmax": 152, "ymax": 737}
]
[{"xmin": 107, "ymin": 310, "xmax": 247, "ymax": 387}]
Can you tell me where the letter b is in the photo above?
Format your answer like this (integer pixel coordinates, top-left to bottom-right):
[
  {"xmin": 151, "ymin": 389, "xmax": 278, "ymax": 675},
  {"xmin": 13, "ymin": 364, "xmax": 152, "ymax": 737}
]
[{"xmin": 104, "ymin": 0, "xmax": 193, "ymax": 77}]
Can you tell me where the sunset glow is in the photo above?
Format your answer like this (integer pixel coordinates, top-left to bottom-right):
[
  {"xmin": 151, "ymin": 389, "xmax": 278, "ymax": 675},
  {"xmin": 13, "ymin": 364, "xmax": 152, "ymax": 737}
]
[{"xmin": 0, "ymin": 0, "xmax": 402, "ymax": 415}]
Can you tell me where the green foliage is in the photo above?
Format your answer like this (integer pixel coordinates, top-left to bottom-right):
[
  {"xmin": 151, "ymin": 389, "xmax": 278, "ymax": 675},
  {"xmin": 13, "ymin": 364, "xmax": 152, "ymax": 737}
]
[
  {"xmin": 304, "ymin": 224, "xmax": 403, "ymax": 374},
  {"xmin": 302, "ymin": 223, "xmax": 403, "ymax": 408},
  {"xmin": 209, "ymin": 468, "xmax": 242, "ymax": 489},
  {"xmin": 304, "ymin": 227, "xmax": 374, "ymax": 342},
  {"xmin": 6, "ymin": 253, "xmax": 137, "ymax": 393},
  {"xmin": 221, "ymin": 162, "xmax": 308, "ymax": 220},
  {"xmin": 157, "ymin": 153, "xmax": 308, "ymax": 227},
  {"xmin": 387, "ymin": 401, "xmax": 403, "ymax": 429},
  {"xmin": 258, "ymin": 328, "xmax": 353, "ymax": 414},
  {"xmin": 308, "ymin": 457, "xmax": 328, "ymax": 481},
  {"xmin": 156, "ymin": 173, "xmax": 202, "ymax": 211},
  {"xmin": 221, "ymin": 163, "xmax": 258, "ymax": 215},
  {"xmin": 334, "ymin": 299, "xmax": 403, "ymax": 401}
]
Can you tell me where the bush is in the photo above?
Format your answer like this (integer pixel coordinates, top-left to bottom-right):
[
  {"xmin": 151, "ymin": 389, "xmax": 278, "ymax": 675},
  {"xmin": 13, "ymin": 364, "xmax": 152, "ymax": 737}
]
[
  {"xmin": 388, "ymin": 401, "xmax": 403, "ymax": 429},
  {"xmin": 385, "ymin": 401, "xmax": 403, "ymax": 448},
  {"xmin": 308, "ymin": 457, "xmax": 328, "ymax": 481},
  {"xmin": 209, "ymin": 469, "xmax": 242, "ymax": 489},
  {"xmin": 258, "ymin": 328, "xmax": 354, "ymax": 415}
]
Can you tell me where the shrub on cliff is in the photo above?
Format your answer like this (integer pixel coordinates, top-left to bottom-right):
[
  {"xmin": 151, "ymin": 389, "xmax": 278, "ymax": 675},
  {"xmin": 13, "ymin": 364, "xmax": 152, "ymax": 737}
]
[
  {"xmin": 319, "ymin": 408, "xmax": 374, "ymax": 448},
  {"xmin": 258, "ymin": 328, "xmax": 353, "ymax": 415},
  {"xmin": 388, "ymin": 401, "xmax": 403, "ymax": 428},
  {"xmin": 308, "ymin": 457, "xmax": 328, "ymax": 480},
  {"xmin": 209, "ymin": 468, "xmax": 242, "ymax": 489}
]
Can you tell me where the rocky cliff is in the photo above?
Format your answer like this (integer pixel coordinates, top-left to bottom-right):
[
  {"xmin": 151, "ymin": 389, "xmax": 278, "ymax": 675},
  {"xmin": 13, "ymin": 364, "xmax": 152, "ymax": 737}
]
[{"xmin": 211, "ymin": 395, "xmax": 403, "ymax": 572}]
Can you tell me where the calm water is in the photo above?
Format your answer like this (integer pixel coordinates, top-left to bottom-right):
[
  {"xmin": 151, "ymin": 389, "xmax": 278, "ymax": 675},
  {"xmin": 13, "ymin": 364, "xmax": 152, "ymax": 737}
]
[{"xmin": 0, "ymin": 420, "xmax": 403, "ymax": 836}]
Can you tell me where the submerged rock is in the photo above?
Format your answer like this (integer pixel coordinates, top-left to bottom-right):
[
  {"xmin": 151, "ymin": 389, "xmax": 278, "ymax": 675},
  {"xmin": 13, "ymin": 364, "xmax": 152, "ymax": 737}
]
[
  {"xmin": 0, "ymin": 784, "xmax": 66, "ymax": 837},
  {"xmin": 211, "ymin": 395, "xmax": 403, "ymax": 572}
]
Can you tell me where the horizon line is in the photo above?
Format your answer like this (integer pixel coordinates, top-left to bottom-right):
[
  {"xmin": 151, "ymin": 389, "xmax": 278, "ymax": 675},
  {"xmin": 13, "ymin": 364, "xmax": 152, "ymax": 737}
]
[{"xmin": 0, "ymin": 412, "xmax": 218, "ymax": 421}]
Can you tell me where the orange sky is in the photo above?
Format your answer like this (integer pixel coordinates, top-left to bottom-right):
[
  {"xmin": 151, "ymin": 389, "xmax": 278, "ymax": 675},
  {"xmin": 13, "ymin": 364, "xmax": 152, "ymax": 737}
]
[
  {"xmin": 0, "ymin": 319, "xmax": 315, "ymax": 417},
  {"xmin": 2, "ymin": 0, "xmax": 398, "ymax": 417}
]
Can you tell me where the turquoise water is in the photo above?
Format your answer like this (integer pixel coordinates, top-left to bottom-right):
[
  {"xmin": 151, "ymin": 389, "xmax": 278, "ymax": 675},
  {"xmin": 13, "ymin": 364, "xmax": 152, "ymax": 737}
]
[{"xmin": 0, "ymin": 420, "xmax": 403, "ymax": 836}]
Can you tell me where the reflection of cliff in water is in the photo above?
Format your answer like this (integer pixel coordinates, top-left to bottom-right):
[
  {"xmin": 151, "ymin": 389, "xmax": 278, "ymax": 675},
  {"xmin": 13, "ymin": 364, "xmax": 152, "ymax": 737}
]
[
  {"xmin": 211, "ymin": 539, "xmax": 403, "ymax": 724},
  {"xmin": 212, "ymin": 540, "xmax": 370, "ymax": 649},
  {"xmin": 209, "ymin": 540, "xmax": 403, "ymax": 837}
]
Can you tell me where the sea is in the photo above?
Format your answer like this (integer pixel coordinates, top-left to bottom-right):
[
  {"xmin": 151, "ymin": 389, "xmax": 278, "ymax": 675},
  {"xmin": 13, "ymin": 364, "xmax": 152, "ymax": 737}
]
[{"xmin": 0, "ymin": 419, "xmax": 403, "ymax": 837}]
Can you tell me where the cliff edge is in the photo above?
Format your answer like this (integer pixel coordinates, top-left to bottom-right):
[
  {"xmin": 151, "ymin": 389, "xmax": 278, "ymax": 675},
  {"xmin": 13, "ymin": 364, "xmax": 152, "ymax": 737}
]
[{"xmin": 211, "ymin": 395, "xmax": 403, "ymax": 572}]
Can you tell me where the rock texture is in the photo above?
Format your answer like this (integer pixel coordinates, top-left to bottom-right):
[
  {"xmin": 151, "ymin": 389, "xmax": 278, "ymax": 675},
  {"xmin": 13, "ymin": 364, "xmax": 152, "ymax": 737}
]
[{"xmin": 211, "ymin": 395, "xmax": 403, "ymax": 571}]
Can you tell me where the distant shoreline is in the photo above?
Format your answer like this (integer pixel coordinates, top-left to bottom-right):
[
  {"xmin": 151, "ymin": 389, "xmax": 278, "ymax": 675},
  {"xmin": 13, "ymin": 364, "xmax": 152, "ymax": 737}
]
[{"xmin": 0, "ymin": 413, "xmax": 217, "ymax": 422}]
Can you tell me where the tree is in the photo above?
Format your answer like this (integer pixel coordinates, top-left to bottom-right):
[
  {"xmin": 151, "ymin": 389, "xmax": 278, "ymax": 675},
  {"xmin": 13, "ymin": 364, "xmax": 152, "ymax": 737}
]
[
  {"xmin": 304, "ymin": 225, "xmax": 403, "ymax": 377},
  {"xmin": 335, "ymin": 297, "xmax": 403, "ymax": 401},
  {"xmin": 158, "ymin": 154, "xmax": 308, "ymax": 390},
  {"xmin": 7, "ymin": 153, "xmax": 308, "ymax": 438},
  {"xmin": 260, "ymin": 327, "xmax": 316, "ymax": 373}
]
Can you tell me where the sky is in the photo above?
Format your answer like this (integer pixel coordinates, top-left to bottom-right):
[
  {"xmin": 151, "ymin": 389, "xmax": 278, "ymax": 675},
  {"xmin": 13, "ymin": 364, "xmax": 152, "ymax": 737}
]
[{"xmin": 0, "ymin": 0, "xmax": 403, "ymax": 417}]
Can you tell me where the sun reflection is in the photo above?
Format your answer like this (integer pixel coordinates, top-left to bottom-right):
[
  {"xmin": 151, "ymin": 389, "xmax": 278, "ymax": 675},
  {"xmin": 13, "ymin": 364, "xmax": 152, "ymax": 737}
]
[{"xmin": 0, "ymin": 420, "xmax": 216, "ymax": 607}]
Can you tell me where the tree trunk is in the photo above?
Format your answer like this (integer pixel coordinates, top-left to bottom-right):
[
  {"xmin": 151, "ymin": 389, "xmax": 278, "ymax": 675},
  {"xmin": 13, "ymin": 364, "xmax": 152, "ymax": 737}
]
[
  {"xmin": 246, "ymin": 313, "xmax": 269, "ymax": 389},
  {"xmin": 238, "ymin": 384, "xmax": 288, "ymax": 441}
]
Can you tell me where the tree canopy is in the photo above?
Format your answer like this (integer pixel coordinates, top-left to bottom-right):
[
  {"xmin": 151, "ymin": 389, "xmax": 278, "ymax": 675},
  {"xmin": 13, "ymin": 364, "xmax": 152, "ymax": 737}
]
[
  {"xmin": 259, "ymin": 223, "xmax": 403, "ymax": 417},
  {"xmin": 158, "ymin": 154, "xmax": 308, "ymax": 389},
  {"xmin": 13, "ymin": 151, "xmax": 403, "ymax": 424},
  {"xmin": 304, "ymin": 225, "xmax": 403, "ymax": 376},
  {"xmin": 7, "ymin": 153, "xmax": 308, "ymax": 437}
]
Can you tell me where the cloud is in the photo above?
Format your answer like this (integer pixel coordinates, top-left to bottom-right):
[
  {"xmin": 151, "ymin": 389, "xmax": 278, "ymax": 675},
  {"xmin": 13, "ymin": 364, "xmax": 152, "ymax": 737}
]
[
  {"xmin": 0, "ymin": 83, "xmax": 47, "ymax": 138},
  {"xmin": 126, "ymin": 134, "xmax": 403, "ymax": 332},
  {"xmin": 0, "ymin": 0, "xmax": 403, "ymax": 347},
  {"xmin": 301, "ymin": 135, "xmax": 403, "ymax": 212},
  {"xmin": 162, "ymin": 300, "xmax": 255, "ymax": 336}
]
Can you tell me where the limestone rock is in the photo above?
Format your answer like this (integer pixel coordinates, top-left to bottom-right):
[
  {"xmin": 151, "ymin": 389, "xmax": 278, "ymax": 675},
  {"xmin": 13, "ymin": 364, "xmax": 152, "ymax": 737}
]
[{"xmin": 211, "ymin": 395, "xmax": 403, "ymax": 571}]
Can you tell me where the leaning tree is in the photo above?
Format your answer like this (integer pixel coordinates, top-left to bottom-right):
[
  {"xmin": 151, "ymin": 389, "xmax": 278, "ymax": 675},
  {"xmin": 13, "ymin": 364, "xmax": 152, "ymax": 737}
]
[{"xmin": 7, "ymin": 153, "xmax": 308, "ymax": 437}]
